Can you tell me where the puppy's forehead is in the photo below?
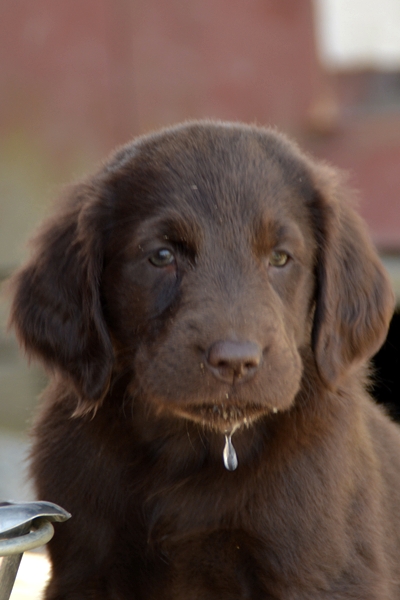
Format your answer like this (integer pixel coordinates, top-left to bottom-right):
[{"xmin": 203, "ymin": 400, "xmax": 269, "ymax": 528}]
[{"xmin": 130, "ymin": 124, "xmax": 316, "ymax": 225}]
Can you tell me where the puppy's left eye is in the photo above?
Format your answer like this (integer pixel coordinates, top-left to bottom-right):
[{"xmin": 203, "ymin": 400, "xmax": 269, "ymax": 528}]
[
  {"xmin": 149, "ymin": 248, "xmax": 175, "ymax": 268},
  {"xmin": 269, "ymin": 250, "xmax": 289, "ymax": 267}
]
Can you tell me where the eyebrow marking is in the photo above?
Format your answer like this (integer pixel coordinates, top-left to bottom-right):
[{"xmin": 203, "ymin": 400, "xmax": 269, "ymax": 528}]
[
  {"xmin": 133, "ymin": 210, "xmax": 203, "ymax": 258},
  {"xmin": 252, "ymin": 214, "xmax": 305, "ymax": 256},
  {"xmin": 158, "ymin": 215, "xmax": 201, "ymax": 246}
]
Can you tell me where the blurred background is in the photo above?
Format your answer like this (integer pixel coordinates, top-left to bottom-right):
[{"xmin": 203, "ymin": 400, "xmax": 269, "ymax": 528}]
[{"xmin": 1, "ymin": 0, "xmax": 400, "ymax": 501}]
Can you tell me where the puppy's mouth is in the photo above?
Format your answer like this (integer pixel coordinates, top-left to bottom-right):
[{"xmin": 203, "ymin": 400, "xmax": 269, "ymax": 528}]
[{"xmin": 167, "ymin": 401, "xmax": 275, "ymax": 432}]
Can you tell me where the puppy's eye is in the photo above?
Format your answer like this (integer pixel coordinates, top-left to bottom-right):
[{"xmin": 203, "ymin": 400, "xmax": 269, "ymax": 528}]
[
  {"xmin": 269, "ymin": 250, "xmax": 289, "ymax": 268},
  {"xmin": 149, "ymin": 248, "xmax": 175, "ymax": 268}
]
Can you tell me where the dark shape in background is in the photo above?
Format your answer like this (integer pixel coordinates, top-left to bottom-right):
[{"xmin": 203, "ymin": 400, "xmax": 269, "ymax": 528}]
[{"xmin": 373, "ymin": 313, "xmax": 400, "ymax": 422}]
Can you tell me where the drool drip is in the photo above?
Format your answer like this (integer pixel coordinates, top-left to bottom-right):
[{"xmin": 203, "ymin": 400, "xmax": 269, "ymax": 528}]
[{"xmin": 223, "ymin": 434, "xmax": 238, "ymax": 471}]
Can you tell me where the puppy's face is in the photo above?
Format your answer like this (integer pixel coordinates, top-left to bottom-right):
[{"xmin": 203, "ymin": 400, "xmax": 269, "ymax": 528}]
[
  {"xmin": 10, "ymin": 122, "xmax": 392, "ymax": 433},
  {"xmin": 102, "ymin": 125, "xmax": 317, "ymax": 432}
]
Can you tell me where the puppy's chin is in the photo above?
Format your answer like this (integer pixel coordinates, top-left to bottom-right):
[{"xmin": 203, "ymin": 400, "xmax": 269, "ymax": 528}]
[{"xmin": 157, "ymin": 402, "xmax": 282, "ymax": 433}]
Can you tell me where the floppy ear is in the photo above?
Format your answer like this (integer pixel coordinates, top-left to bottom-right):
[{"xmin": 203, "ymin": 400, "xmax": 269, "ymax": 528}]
[
  {"xmin": 310, "ymin": 165, "xmax": 395, "ymax": 387},
  {"xmin": 8, "ymin": 181, "xmax": 114, "ymax": 414}
]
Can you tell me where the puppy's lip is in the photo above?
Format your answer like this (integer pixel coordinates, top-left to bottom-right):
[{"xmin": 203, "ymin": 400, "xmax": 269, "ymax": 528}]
[{"xmin": 166, "ymin": 402, "xmax": 278, "ymax": 431}]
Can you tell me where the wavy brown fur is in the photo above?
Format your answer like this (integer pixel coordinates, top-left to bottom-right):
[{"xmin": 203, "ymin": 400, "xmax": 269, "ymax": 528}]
[{"xmin": 9, "ymin": 121, "xmax": 400, "ymax": 599}]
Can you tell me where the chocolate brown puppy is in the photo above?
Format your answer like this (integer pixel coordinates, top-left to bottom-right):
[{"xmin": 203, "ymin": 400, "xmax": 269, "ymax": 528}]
[{"xmin": 9, "ymin": 121, "xmax": 400, "ymax": 599}]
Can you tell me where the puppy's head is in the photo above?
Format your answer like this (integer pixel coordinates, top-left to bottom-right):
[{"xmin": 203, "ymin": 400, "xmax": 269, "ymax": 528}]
[{"xmin": 9, "ymin": 122, "xmax": 394, "ymax": 429}]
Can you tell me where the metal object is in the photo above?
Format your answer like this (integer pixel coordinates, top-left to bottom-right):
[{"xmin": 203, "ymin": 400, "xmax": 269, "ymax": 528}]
[{"xmin": 0, "ymin": 501, "xmax": 71, "ymax": 600}]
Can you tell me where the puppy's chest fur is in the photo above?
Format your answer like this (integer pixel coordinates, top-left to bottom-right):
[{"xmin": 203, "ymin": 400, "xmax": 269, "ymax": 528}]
[{"xmin": 77, "ymin": 402, "xmax": 362, "ymax": 598}]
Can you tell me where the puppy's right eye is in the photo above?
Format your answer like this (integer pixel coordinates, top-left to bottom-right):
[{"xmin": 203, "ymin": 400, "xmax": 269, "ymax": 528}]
[
  {"xmin": 268, "ymin": 250, "xmax": 289, "ymax": 268},
  {"xmin": 149, "ymin": 248, "xmax": 175, "ymax": 268}
]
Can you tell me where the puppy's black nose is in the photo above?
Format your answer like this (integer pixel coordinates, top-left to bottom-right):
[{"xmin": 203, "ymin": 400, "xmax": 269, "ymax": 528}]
[{"xmin": 206, "ymin": 340, "xmax": 262, "ymax": 383}]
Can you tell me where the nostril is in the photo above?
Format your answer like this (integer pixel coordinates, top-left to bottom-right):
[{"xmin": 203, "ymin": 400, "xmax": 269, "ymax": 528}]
[
  {"xmin": 245, "ymin": 360, "xmax": 256, "ymax": 369},
  {"xmin": 206, "ymin": 340, "xmax": 262, "ymax": 383}
]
